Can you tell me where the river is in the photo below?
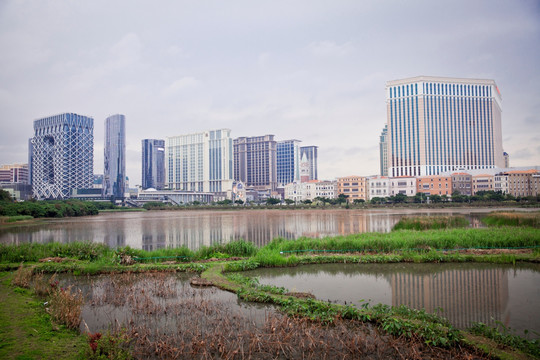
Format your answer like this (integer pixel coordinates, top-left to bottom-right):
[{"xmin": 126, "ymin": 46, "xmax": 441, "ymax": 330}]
[{"xmin": 0, "ymin": 207, "xmax": 518, "ymax": 250}]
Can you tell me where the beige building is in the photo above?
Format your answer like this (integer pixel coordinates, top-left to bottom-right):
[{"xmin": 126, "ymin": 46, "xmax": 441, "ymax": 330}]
[
  {"xmin": 504, "ymin": 170, "xmax": 540, "ymax": 197},
  {"xmin": 386, "ymin": 76, "xmax": 504, "ymax": 177},
  {"xmin": 337, "ymin": 176, "xmax": 367, "ymax": 203},
  {"xmin": 284, "ymin": 180, "xmax": 337, "ymax": 202},
  {"xmin": 472, "ymin": 174, "xmax": 494, "ymax": 195},
  {"xmin": 389, "ymin": 177, "xmax": 416, "ymax": 197}
]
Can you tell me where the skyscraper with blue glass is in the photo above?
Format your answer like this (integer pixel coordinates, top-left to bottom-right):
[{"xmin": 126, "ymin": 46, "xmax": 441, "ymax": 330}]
[
  {"xmin": 277, "ymin": 140, "xmax": 301, "ymax": 185},
  {"xmin": 31, "ymin": 113, "xmax": 94, "ymax": 199},
  {"xmin": 142, "ymin": 139, "xmax": 165, "ymax": 190},
  {"xmin": 103, "ymin": 114, "xmax": 126, "ymax": 200},
  {"xmin": 386, "ymin": 76, "xmax": 504, "ymax": 177}
]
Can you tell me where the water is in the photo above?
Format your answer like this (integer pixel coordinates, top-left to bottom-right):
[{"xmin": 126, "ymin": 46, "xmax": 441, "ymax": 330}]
[
  {"xmin": 245, "ymin": 262, "xmax": 540, "ymax": 337},
  {"xmin": 0, "ymin": 207, "xmax": 501, "ymax": 250}
]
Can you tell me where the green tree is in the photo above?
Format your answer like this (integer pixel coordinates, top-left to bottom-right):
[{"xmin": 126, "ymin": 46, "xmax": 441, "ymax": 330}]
[
  {"xmin": 234, "ymin": 199, "xmax": 244, "ymax": 205},
  {"xmin": 284, "ymin": 199, "xmax": 294, "ymax": 205},
  {"xmin": 336, "ymin": 194, "xmax": 348, "ymax": 205},
  {"xmin": 0, "ymin": 189, "xmax": 13, "ymax": 202},
  {"xmin": 265, "ymin": 197, "xmax": 281, "ymax": 205}
]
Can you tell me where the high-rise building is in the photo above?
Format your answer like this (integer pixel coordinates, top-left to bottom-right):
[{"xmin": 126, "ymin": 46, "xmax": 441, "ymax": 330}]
[
  {"xmin": 386, "ymin": 76, "xmax": 504, "ymax": 177},
  {"xmin": 31, "ymin": 113, "xmax": 94, "ymax": 199},
  {"xmin": 233, "ymin": 135, "xmax": 277, "ymax": 190},
  {"xmin": 166, "ymin": 129, "xmax": 233, "ymax": 193},
  {"xmin": 379, "ymin": 125, "xmax": 388, "ymax": 176},
  {"xmin": 277, "ymin": 140, "xmax": 301, "ymax": 185},
  {"xmin": 103, "ymin": 114, "xmax": 126, "ymax": 200},
  {"xmin": 142, "ymin": 139, "xmax": 165, "ymax": 190},
  {"xmin": 300, "ymin": 146, "xmax": 318, "ymax": 180}
]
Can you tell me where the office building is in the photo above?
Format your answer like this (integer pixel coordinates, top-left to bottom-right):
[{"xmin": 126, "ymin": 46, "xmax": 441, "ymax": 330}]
[
  {"xmin": 142, "ymin": 139, "xmax": 165, "ymax": 190},
  {"xmin": 277, "ymin": 140, "xmax": 301, "ymax": 185},
  {"xmin": 300, "ymin": 146, "xmax": 318, "ymax": 180},
  {"xmin": 166, "ymin": 129, "xmax": 233, "ymax": 193},
  {"xmin": 386, "ymin": 76, "xmax": 504, "ymax": 177},
  {"xmin": 31, "ymin": 113, "xmax": 94, "ymax": 199},
  {"xmin": 103, "ymin": 114, "xmax": 126, "ymax": 200},
  {"xmin": 233, "ymin": 135, "xmax": 277, "ymax": 191},
  {"xmin": 379, "ymin": 125, "xmax": 388, "ymax": 176}
]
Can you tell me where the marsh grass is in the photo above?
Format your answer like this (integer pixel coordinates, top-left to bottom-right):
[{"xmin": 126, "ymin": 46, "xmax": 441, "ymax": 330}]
[
  {"xmin": 0, "ymin": 241, "xmax": 110, "ymax": 263},
  {"xmin": 482, "ymin": 211, "xmax": 540, "ymax": 228},
  {"xmin": 392, "ymin": 215, "xmax": 469, "ymax": 231},
  {"xmin": 49, "ymin": 284, "xmax": 83, "ymax": 330},
  {"xmin": 272, "ymin": 227, "xmax": 540, "ymax": 256},
  {"xmin": 12, "ymin": 264, "xmax": 33, "ymax": 288}
]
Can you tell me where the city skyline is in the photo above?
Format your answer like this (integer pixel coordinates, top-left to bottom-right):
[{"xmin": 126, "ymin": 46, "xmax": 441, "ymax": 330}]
[{"xmin": 1, "ymin": 1, "xmax": 539, "ymax": 186}]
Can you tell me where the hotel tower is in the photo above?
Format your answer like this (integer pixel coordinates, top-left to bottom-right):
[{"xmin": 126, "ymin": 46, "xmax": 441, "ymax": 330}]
[{"xmin": 386, "ymin": 76, "xmax": 504, "ymax": 177}]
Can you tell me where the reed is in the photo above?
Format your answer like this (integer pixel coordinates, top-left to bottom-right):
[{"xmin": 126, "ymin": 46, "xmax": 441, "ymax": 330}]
[
  {"xmin": 269, "ymin": 227, "xmax": 540, "ymax": 255},
  {"xmin": 482, "ymin": 211, "xmax": 540, "ymax": 228},
  {"xmin": 0, "ymin": 241, "xmax": 110, "ymax": 263},
  {"xmin": 392, "ymin": 215, "xmax": 469, "ymax": 231}
]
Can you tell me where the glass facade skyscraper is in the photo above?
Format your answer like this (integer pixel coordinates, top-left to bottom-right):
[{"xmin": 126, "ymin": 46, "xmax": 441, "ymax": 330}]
[
  {"xmin": 103, "ymin": 114, "xmax": 126, "ymax": 200},
  {"xmin": 142, "ymin": 139, "xmax": 165, "ymax": 190},
  {"xmin": 166, "ymin": 129, "xmax": 233, "ymax": 193},
  {"xmin": 386, "ymin": 76, "xmax": 504, "ymax": 177},
  {"xmin": 31, "ymin": 113, "xmax": 94, "ymax": 199},
  {"xmin": 277, "ymin": 140, "xmax": 301, "ymax": 185}
]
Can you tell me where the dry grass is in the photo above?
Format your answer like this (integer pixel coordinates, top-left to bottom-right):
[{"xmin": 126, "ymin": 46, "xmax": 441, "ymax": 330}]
[
  {"xmin": 12, "ymin": 264, "xmax": 33, "ymax": 288},
  {"xmin": 48, "ymin": 284, "xmax": 84, "ymax": 330},
  {"xmin": 76, "ymin": 273, "xmax": 487, "ymax": 359}
]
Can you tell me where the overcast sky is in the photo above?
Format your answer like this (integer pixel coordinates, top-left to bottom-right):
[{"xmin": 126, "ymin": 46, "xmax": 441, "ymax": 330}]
[{"xmin": 1, "ymin": 0, "xmax": 539, "ymax": 186}]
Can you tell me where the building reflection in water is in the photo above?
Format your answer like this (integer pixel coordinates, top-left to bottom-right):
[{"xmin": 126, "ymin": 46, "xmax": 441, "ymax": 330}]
[{"xmin": 389, "ymin": 268, "xmax": 509, "ymax": 329}]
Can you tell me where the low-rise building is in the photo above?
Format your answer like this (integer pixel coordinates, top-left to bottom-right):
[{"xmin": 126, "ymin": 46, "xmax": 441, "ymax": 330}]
[
  {"xmin": 416, "ymin": 176, "xmax": 452, "ymax": 196},
  {"xmin": 389, "ymin": 177, "xmax": 416, "ymax": 197},
  {"xmin": 451, "ymin": 173, "xmax": 472, "ymax": 196},
  {"xmin": 284, "ymin": 180, "xmax": 337, "ymax": 202},
  {"xmin": 472, "ymin": 174, "xmax": 494, "ymax": 195},
  {"xmin": 368, "ymin": 176, "xmax": 389, "ymax": 200},
  {"xmin": 337, "ymin": 176, "xmax": 367, "ymax": 203},
  {"xmin": 505, "ymin": 170, "xmax": 540, "ymax": 197},
  {"xmin": 494, "ymin": 174, "xmax": 508, "ymax": 194}
]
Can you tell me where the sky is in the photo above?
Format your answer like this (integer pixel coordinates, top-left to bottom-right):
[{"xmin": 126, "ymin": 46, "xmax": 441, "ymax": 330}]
[{"xmin": 1, "ymin": 0, "xmax": 539, "ymax": 186}]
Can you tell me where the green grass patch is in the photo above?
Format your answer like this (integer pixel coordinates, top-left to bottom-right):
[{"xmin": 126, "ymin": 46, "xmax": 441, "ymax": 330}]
[
  {"xmin": 0, "ymin": 215, "xmax": 34, "ymax": 224},
  {"xmin": 392, "ymin": 215, "xmax": 469, "ymax": 230},
  {"xmin": 482, "ymin": 211, "xmax": 540, "ymax": 228},
  {"xmin": 470, "ymin": 322, "xmax": 540, "ymax": 358}
]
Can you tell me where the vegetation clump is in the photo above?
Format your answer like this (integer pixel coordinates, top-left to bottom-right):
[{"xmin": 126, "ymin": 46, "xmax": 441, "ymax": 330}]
[
  {"xmin": 482, "ymin": 211, "xmax": 540, "ymax": 228},
  {"xmin": 392, "ymin": 215, "xmax": 470, "ymax": 231}
]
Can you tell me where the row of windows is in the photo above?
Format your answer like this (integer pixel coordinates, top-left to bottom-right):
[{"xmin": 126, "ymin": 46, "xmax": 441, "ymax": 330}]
[{"xmin": 389, "ymin": 82, "xmax": 492, "ymax": 99}]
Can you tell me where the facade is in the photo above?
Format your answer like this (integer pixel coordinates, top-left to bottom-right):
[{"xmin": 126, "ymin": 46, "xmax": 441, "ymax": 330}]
[
  {"xmin": 103, "ymin": 114, "xmax": 126, "ymax": 200},
  {"xmin": 337, "ymin": 176, "xmax": 367, "ymax": 202},
  {"xmin": 379, "ymin": 125, "xmax": 388, "ymax": 176},
  {"xmin": 277, "ymin": 140, "xmax": 301, "ymax": 185},
  {"xmin": 368, "ymin": 176, "xmax": 389, "ymax": 200},
  {"xmin": 472, "ymin": 174, "xmax": 494, "ymax": 195},
  {"xmin": 142, "ymin": 139, "xmax": 165, "ymax": 190},
  {"xmin": 386, "ymin": 76, "xmax": 504, "ymax": 177},
  {"xmin": 494, "ymin": 174, "xmax": 508, "ymax": 194},
  {"xmin": 135, "ymin": 189, "xmax": 213, "ymax": 206},
  {"xmin": 0, "ymin": 164, "xmax": 29, "ymax": 184},
  {"xmin": 503, "ymin": 152, "xmax": 510, "ymax": 168},
  {"xmin": 416, "ymin": 175, "xmax": 452, "ymax": 196},
  {"xmin": 451, "ymin": 173, "xmax": 473, "ymax": 196},
  {"xmin": 31, "ymin": 113, "xmax": 94, "ymax": 199},
  {"xmin": 389, "ymin": 177, "xmax": 416, "ymax": 197},
  {"xmin": 233, "ymin": 135, "xmax": 277, "ymax": 191},
  {"xmin": 166, "ymin": 129, "xmax": 233, "ymax": 193},
  {"xmin": 504, "ymin": 170, "xmax": 540, "ymax": 197},
  {"xmin": 284, "ymin": 180, "xmax": 337, "ymax": 202},
  {"xmin": 299, "ymin": 152, "xmax": 310, "ymax": 183},
  {"xmin": 300, "ymin": 146, "xmax": 318, "ymax": 180}
]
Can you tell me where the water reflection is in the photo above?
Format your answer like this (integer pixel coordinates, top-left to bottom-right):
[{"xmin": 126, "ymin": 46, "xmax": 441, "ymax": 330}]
[
  {"xmin": 0, "ymin": 208, "xmax": 496, "ymax": 250},
  {"xmin": 245, "ymin": 263, "xmax": 540, "ymax": 336}
]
